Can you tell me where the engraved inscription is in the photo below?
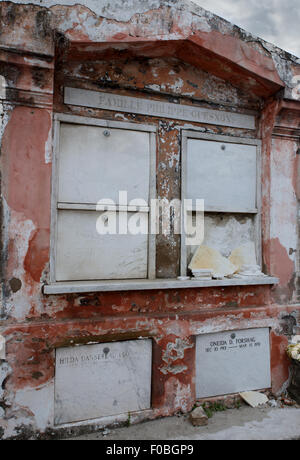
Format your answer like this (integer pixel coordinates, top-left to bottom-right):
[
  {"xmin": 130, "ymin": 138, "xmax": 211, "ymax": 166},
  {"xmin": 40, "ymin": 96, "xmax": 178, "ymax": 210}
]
[
  {"xmin": 205, "ymin": 334, "xmax": 261, "ymax": 353},
  {"xmin": 65, "ymin": 87, "xmax": 255, "ymax": 130},
  {"xmin": 55, "ymin": 340, "xmax": 152, "ymax": 425},
  {"xmin": 196, "ymin": 328, "xmax": 271, "ymax": 398}
]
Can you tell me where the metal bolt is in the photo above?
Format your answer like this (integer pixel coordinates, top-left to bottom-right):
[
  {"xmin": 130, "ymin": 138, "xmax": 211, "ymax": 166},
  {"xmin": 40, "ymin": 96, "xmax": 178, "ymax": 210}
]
[{"xmin": 103, "ymin": 130, "xmax": 111, "ymax": 137}]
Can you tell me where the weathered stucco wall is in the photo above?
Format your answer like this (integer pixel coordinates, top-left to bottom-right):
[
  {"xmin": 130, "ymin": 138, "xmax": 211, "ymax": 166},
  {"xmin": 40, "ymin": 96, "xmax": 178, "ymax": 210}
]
[{"xmin": 0, "ymin": 0, "xmax": 300, "ymax": 439}]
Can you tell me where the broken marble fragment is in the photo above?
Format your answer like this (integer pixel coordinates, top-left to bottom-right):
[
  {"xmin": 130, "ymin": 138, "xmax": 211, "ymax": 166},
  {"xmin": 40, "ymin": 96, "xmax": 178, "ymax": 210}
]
[
  {"xmin": 189, "ymin": 245, "xmax": 237, "ymax": 278},
  {"xmin": 287, "ymin": 343, "xmax": 300, "ymax": 361},
  {"xmin": 191, "ymin": 269, "xmax": 213, "ymax": 280},
  {"xmin": 238, "ymin": 265, "xmax": 265, "ymax": 276},
  {"xmin": 239, "ymin": 391, "xmax": 268, "ymax": 408},
  {"xmin": 229, "ymin": 242, "xmax": 257, "ymax": 272}
]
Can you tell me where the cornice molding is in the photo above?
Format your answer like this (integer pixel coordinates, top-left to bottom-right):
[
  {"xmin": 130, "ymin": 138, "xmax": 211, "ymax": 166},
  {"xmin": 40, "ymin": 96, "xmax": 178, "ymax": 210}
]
[
  {"xmin": 4, "ymin": 88, "xmax": 53, "ymax": 110},
  {"xmin": 272, "ymin": 98, "xmax": 300, "ymax": 139}
]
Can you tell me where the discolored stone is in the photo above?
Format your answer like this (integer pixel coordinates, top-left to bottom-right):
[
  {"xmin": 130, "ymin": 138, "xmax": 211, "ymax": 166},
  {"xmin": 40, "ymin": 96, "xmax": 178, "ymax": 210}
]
[
  {"xmin": 9, "ymin": 278, "xmax": 22, "ymax": 293},
  {"xmin": 190, "ymin": 407, "xmax": 209, "ymax": 427}
]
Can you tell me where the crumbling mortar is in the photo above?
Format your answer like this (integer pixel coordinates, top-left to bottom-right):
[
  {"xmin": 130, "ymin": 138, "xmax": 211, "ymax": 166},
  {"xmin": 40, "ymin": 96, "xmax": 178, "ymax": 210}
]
[
  {"xmin": 277, "ymin": 312, "xmax": 298, "ymax": 337},
  {"xmin": 162, "ymin": 338, "xmax": 193, "ymax": 364},
  {"xmin": 160, "ymin": 363, "xmax": 187, "ymax": 375},
  {"xmin": 50, "ymin": 2, "xmax": 178, "ymax": 37}
]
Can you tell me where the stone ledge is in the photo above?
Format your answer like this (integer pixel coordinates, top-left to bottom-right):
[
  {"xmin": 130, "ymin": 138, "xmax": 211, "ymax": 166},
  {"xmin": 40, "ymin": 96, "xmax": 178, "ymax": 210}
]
[{"xmin": 43, "ymin": 277, "xmax": 279, "ymax": 295}]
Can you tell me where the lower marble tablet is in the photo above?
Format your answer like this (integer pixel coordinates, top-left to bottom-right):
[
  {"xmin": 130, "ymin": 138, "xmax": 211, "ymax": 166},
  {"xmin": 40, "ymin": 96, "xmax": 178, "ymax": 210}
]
[
  {"xmin": 196, "ymin": 328, "xmax": 271, "ymax": 398},
  {"xmin": 55, "ymin": 339, "xmax": 152, "ymax": 425}
]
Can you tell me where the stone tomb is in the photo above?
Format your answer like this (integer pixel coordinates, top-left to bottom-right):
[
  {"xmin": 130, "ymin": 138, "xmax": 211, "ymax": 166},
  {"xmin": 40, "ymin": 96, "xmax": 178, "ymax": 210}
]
[
  {"xmin": 196, "ymin": 328, "xmax": 271, "ymax": 398},
  {"xmin": 54, "ymin": 339, "xmax": 152, "ymax": 425}
]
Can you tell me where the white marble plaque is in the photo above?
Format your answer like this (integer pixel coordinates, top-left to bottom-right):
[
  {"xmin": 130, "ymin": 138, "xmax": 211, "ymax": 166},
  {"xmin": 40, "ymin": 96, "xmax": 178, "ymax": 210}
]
[
  {"xmin": 55, "ymin": 340, "xmax": 152, "ymax": 425},
  {"xmin": 58, "ymin": 123, "xmax": 151, "ymax": 205},
  {"xmin": 55, "ymin": 210, "xmax": 149, "ymax": 281},
  {"xmin": 65, "ymin": 87, "xmax": 255, "ymax": 130},
  {"xmin": 187, "ymin": 139, "xmax": 257, "ymax": 212},
  {"xmin": 196, "ymin": 328, "xmax": 271, "ymax": 398}
]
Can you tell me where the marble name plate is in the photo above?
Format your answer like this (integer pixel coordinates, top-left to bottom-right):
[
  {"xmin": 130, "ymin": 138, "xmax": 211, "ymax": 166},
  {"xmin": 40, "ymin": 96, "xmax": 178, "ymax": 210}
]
[
  {"xmin": 196, "ymin": 328, "xmax": 271, "ymax": 398},
  {"xmin": 64, "ymin": 87, "xmax": 255, "ymax": 130},
  {"xmin": 55, "ymin": 339, "xmax": 152, "ymax": 425}
]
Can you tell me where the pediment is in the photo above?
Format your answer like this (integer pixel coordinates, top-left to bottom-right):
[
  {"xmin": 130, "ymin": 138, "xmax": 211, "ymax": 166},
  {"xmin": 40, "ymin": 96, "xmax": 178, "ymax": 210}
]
[
  {"xmin": 51, "ymin": 0, "xmax": 285, "ymax": 99},
  {"xmin": 61, "ymin": 55, "xmax": 262, "ymax": 111}
]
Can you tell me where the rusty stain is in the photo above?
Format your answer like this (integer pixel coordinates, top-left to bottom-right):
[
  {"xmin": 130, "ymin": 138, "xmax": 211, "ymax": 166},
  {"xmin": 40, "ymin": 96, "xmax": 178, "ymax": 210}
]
[{"xmin": 266, "ymin": 238, "xmax": 295, "ymax": 287}]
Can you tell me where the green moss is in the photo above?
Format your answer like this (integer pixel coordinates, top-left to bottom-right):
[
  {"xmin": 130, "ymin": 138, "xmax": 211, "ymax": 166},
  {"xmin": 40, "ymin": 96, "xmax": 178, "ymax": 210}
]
[{"xmin": 202, "ymin": 401, "xmax": 227, "ymax": 418}]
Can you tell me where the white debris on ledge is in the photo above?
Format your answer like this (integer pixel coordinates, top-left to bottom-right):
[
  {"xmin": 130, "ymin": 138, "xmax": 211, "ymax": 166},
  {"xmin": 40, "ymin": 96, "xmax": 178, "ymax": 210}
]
[
  {"xmin": 239, "ymin": 391, "xmax": 269, "ymax": 408},
  {"xmin": 189, "ymin": 245, "xmax": 237, "ymax": 278},
  {"xmin": 189, "ymin": 243, "xmax": 266, "ymax": 280},
  {"xmin": 229, "ymin": 242, "xmax": 257, "ymax": 272}
]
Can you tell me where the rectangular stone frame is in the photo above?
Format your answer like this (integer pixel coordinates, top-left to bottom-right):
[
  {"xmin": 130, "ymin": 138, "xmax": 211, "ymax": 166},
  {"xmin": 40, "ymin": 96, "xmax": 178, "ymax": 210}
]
[
  {"xmin": 180, "ymin": 130, "xmax": 262, "ymax": 277},
  {"xmin": 44, "ymin": 117, "xmax": 277, "ymax": 294},
  {"xmin": 50, "ymin": 113, "xmax": 157, "ymax": 284}
]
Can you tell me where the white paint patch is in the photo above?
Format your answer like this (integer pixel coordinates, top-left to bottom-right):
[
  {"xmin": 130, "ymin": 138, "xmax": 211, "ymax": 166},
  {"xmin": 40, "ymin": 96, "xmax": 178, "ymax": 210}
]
[
  {"xmin": 0, "ymin": 75, "xmax": 6, "ymax": 100},
  {"xmin": 15, "ymin": 382, "xmax": 55, "ymax": 431},
  {"xmin": 170, "ymin": 380, "xmax": 192, "ymax": 413},
  {"xmin": 44, "ymin": 118, "xmax": 52, "ymax": 164},
  {"xmin": 152, "ymin": 67, "xmax": 159, "ymax": 78},
  {"xmin": 23, "ymin": 57, "xmax": 53, "ymax": 69},
  {"xmin": 114, "ymin": 113, "xmax": 129, "ymax": 121},
  {"xmin": 169, "ymin": 78, "xmax": 184, "ymax": 93},
  {"xmin": 145, "ymin": 84, "xmax": 161, "ymax": 92},
  {"xmin": 190, "ymin": 316, "xmax": 279, "ymax": 337},
  {"xmin": 7, "ymin": 211, "xmax": 36, "ymax": 320},
  {"xmin": 192, "ymin": 14, "xmax": 211, "ymax": 33},
  {"xmin": 89, "ymin": 19, "xmax": 127, "ymax": 41},
  {"xmin": 5, "ymin": 0, "xmax": 211, "ymax": 23}
]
